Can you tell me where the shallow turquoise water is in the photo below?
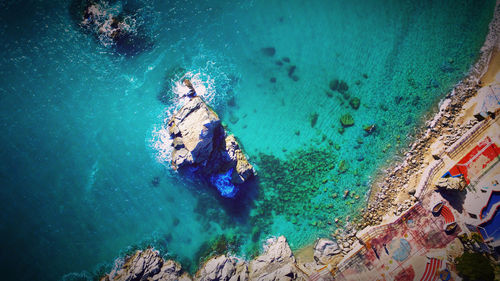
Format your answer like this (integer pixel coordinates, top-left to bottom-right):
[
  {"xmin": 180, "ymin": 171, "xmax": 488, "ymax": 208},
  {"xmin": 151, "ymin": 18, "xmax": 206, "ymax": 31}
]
[{"xmin": 0, "ymin": 0, "xmax": 495, "ymax": 280}]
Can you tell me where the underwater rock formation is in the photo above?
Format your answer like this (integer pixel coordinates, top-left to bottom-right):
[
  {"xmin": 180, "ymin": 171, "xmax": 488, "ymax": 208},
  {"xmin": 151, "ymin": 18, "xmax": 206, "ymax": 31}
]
[
  {"xmin": 100, "ymin": 248, "xmax": 191, "ymax": 281},
  {"xmin": 167, "ymin": 95, "xmax": 255, "ymax": 197},
  {"xmin": 78, "ymin": 0, "xmax": 151, "ymax": 55}
]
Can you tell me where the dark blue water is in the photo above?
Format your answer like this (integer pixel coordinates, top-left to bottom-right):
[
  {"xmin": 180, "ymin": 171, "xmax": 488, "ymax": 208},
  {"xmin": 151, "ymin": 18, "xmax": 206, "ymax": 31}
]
[{"xmin": 0, "ymin": 0, "xmax": 495, "ymax": 280}]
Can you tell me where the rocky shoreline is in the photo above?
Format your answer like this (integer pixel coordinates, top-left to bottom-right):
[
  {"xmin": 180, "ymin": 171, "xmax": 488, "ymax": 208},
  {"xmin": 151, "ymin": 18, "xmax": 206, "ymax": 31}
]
[
  {"xmin": 98, "ymin": 2, "xmax": 500, "ymax": 280},
  {"xmin": 356, "ymin": 0, "xmax": 500, "ymax": 229}
]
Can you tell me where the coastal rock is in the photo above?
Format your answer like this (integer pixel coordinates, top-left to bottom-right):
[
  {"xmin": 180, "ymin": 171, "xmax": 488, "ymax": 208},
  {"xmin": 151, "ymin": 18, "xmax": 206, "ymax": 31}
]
[
  {"xmin": 100, "ymin": 248, "xmax": 191, "ymax": 281},
  {"xmin": 167, "ymin": 95, "xmax": 254, "ymax": 197},
  {"xmin": 313, "ymin": 238, "xmax": 341, "ymax": 264},
  {"xmin": 225, "ymin": 135, "xmax": 255, "ymax": 184},
  {"xmin": 169, "ymin": 96, "xmax": 222, "ymax": 167},
  {"xmin": 196, "ymin": 255, "xmax": 248, "ymax": 281},
  {"xmin": 249, "ymin": 236, "xmax": 303, "ymax": 280}
]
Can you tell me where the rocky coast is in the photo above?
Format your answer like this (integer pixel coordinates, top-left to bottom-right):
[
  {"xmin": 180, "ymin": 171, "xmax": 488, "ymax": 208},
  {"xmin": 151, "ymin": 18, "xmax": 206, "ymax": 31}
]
[{"xmin": 99, "ymin": 2, "xmax": 500, "ymax": 280}]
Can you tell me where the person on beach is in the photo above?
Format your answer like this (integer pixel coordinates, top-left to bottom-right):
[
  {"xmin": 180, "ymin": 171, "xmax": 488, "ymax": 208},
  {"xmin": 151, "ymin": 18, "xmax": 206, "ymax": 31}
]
[
  {"xmin": 383, "ymin": 243, "xmax": 389, "ymax": 255},
  {"xmin": 183, "ymin": 79, "xmax": 197, "ymax": 98},
  {"xmin": 372, "ymin": 245, "xmax": 380, "ymax": 260}
]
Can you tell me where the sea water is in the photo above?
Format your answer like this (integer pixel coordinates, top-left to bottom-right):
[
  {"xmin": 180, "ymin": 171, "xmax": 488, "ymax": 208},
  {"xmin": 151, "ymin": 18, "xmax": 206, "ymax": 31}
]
[{"xmin": 0, "ymin": 0, "xmax": 495, "ymax": 280}]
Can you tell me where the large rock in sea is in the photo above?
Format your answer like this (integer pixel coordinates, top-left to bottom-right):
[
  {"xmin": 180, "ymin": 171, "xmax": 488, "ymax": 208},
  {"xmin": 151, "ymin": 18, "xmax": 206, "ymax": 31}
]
[
  {"xmin": 100, "ymin": 248, "xmax": 192, "ymax": 281},
  {"xmin": 167, "ymin": 96, "xmax": 255, "ymax": 197}
]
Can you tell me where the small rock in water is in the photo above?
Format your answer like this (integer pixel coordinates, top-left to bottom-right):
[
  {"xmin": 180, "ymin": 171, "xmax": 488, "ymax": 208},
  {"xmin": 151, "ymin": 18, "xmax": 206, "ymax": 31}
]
[
  {"xmin": 363, "ymin": 73, "xmax": 368, "ymax": 79},
  {"xmin": 151, "ymin": 176, "xmax": 160, "ymax": 187},
  {"xmin": 329, "ymin": 79, "xmax": 339, "ymax": 91},
  {"xmin": 229, "ymin": 115, "xmax": 239, "ymax": 124},
  {"xmin": 282, "ymin": 57, "xmax": 290, "ymax": 63},
  {"xmin": 270, "ymin": 77, "xmax": 277, "ymax": 83},
  {"xmin": 338, "ymin": 81, "xmax": 349, "ymax": 93},
  {"xmin": 261, "ymin": 47, "xmax": 276, "ymax": 56},
  {"xmin": 276, "ymin": 60, "xmax": 283, "ymax": 66},
  {"xmin": 340, "ymin": 113, "xmax": 354, "ymax": 127},
  {"xmin": 309, "ymin": 112, "xmax": 319, "ymax": 128},
  {"xmin": 288, "ymin": 65, "xmax": 296, "ymax": 77},
  {"xmin": 172, "ymin": 217, "xmax": 180, "ymax": 226},
  {"xmin": 349, "ymin": 97, "xmax": 360, "ymax": 110},
  {"xmin": 227, "ymin": 96, "xmax": 236, "ymax": 107}
]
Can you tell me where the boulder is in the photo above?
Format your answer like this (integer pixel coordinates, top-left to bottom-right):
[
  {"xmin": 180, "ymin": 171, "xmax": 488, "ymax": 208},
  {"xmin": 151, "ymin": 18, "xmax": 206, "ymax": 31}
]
[
  {"xmin": 167, "ymin": 95, "xmax": 255, "ymax": 197},
  {"xmin": 313, "ymin": 239, "xmax": 341, "ymax": 264},
  {"xmin": 100, "ymin": 248, "xmax": 191, "ymax": 281},
  {"xmin": 196, "ymin": 255, "xmax": 248, "ymax": 281},
  {"xmin": 249, "ymin": 236, "xmax": 305, "ymax": 281}
]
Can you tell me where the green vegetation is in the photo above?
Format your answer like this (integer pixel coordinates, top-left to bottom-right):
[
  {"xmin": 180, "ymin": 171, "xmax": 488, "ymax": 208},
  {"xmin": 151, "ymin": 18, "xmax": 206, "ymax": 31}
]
[{"xmin": 455, "ymin": 252, "xmax": 495, "ymax": 281}]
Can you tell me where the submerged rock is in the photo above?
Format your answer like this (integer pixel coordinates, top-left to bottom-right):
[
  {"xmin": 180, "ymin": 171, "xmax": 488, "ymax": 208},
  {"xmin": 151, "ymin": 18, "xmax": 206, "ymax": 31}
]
[
  {"xmin": 340, "ymin": 113, "xmax": 354, "ymax": 127},
  {"xmin": 349, "ymin": 97, "xmax": 360, "ymax": 110},
  {"xmin": 78, "ymin": 0, "xmax": 152, "ymax": 56},
  {"xmin": 167, "ymin": 95, "xmax": 255, "ymax": 197},
  {"xmin": 100, "ymin": 248, "xmax": 191, "ymax": 281},
  {"xmin": 261, "ymin": 47, "xmax": 276, "ymax": 56}
]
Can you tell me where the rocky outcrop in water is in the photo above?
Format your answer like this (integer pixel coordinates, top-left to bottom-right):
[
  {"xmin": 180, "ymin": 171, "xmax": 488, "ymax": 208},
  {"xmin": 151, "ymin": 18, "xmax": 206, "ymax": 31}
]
[
  {"xmin": 100, "ymin": 248, "xmax": 191, "ymax": 281},
  {"xmin": 167, "ymin": 95, "xmax": 255, "ymax": 197},
  {"xmin": 78, "ymin": 0, "xmax": 151, "ymax": 55}
]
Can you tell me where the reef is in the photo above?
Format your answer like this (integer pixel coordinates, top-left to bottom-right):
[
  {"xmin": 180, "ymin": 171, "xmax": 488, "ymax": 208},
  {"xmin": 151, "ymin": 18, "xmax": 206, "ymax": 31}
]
[
  {"xmin": 76, "ymin": 0, "xmax": 152, "ymax": 56},
  {"xmin": 249, "ymin": 146, "xmax": 342, "ymax": 241},
  {"xmin": 167, "ymin": 95, "xmax": 255, "ymax": 197}
]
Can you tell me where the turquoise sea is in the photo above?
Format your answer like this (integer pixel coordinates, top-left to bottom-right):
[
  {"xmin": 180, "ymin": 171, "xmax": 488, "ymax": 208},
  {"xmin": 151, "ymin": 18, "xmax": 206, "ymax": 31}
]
[{"xmin": 0, "ymin": 0, "xmax": 495, "ymax": 280}]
